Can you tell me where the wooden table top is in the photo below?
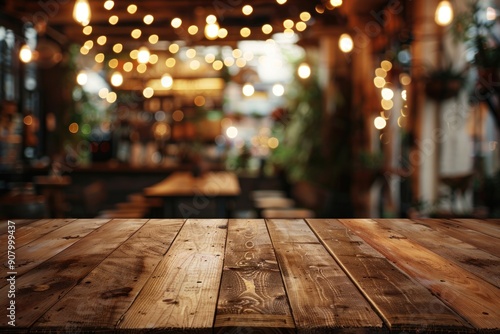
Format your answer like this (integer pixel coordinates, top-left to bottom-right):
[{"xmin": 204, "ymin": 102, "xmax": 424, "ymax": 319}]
[
  {"xmin": 144, "ymin": 171, "xmax": 241, "ymax": 198},
  {"xmin": 1, "ymin": 218, "xmax": 499, "ymax": 333}
]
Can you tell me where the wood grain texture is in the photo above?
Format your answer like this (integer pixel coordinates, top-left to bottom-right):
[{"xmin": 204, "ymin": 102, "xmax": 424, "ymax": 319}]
[
  {"xmin": 266, "ymin": 219, "xmax": 383, "ymax": 332},
  {"xmin": 307, "ymin": 218, "xmax": 472, "ymax": 332},
  {"xmin": 413, "ymin": 218, "xmax": 500, "ymax": 257},
  {"xmin": 215, "ymin": 219, "xmax": 294, "ymax": 333},
  {"xmin": 450, "ymin": 219, "xmax": 500, "ymax": 239},
  {"xmin": 0, "ymin": 218, "xmax": 109, "ymax": 287},
  {"xmin": 0, "ymin": 219, "xmax": 73, "ymax": 261},
  {"xmin": 375, "ymin": 219, "xmax": 500, "ymax": 288},
  {"xmin": 118, "ymin": 219, "xmax": 227, "ymax": 332},
  {"xmin": 339, "ymin": 218, "xmax": 500, "ymax": 330},
  {"xmin": 0, "ymin": 218, "xmax": 147, "ymax": 328},
  {"xmin": 34, "ymin": 219, "xmax": 185, "ymax": 330}
]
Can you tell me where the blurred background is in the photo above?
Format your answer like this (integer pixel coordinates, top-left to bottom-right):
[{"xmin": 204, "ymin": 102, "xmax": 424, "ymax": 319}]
[{"xmin": 0, "ymin": 0, "xmax": 499, "ymax": 219}]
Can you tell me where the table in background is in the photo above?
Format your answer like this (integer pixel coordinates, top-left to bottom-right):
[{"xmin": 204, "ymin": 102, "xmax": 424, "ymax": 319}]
[
  {"xmin": 0, "ymin": 218, "xmax": 499, "ymax": 333},
  {"xmin": 143, "ymin": 171, "xmax": 240, "ymax": 218},
  {"xmin": 33, "ymin": 175, "xmax": 71, "ymax": 218}
]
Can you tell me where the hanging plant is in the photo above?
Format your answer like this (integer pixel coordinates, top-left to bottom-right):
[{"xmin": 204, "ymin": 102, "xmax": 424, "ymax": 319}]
[{"xmin": 424, "ymin": 64, "xmax": 467, "ymax": 100}]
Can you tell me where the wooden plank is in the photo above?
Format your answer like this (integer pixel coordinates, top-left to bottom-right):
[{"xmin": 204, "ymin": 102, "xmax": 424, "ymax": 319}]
[
  {"xmin": 0, "ymin": 219, "xmax": 38, "ymax": 234},
  {"xmin": 376, "ymin": 219, "xmax": 500, "ymax": 288},
  {"xmin": 214, "ymin": 219, "xmax": 295, "ymax": 333},
  {"xmin": 0, "ymin": 219, "xmax": 111, "ymax": 287},
  {"xmin": 413, "ymin": 218, "xmax": 500, "ymax": 257},
  {"xmin": 0, "ymin": 219, "xmax": 147, "ymax": 328},
  {"xmin": 34, "ymin": 219, "xmax": 185, "ymax": 331},
  {"xmin": 307, "ymin": 218, "xmax": 472, "ymax": 332},
  {"xmin": 266, "ymin": 219, "xmax": 383, "ymax": 332},
  {"xmin": 0, "ymin": 219, "xmax": 75, "ymax": 261},
  {"xmin": 450, "ymin": 219, "xmax": 500, "ymax": 239},
  {"xmin": 118, "ymin": 219, "xmax": 228, "ymax": 332},
  {"xmin": 339, "ymin": 219, "xmax": 500, "ymax": 330}
]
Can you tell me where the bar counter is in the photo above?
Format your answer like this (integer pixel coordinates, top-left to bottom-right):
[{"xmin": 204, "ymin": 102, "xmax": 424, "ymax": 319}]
[{"xmin": 0, "ymin": 218, "xmax": 499, "ymax": 333}]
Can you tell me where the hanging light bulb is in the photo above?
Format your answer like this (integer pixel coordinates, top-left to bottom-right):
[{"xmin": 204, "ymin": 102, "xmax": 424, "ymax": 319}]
[
  {"xmin": 73, "ymin": 0, "xmax": 91, "ymax": 26},
  {"xmin": 137, "ymin": 47, "xmax": 150, "ymax": 64},
  {"xmin": 338, "ymin": 33, "xmax": 354, "ymax": 53},
  {"xmin": 297, "ymin": 62, "xmax": 311, "ymax": 79},
  {"xmin": 205, "ymin": 22, "xmax": 219, "ymax": 40},
  {"xmin": 19, "ymin": 44, "xmax": 33, "ymax": 63},
  {"xmin": 435, "ymin": 1, "xmax": 453, "ymax": 26}
]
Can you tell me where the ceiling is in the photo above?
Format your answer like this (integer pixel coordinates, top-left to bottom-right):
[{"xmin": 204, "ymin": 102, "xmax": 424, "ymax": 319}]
[{"xmin": 1, "ymin": 0, "xmax": 391, "ymax": 49}]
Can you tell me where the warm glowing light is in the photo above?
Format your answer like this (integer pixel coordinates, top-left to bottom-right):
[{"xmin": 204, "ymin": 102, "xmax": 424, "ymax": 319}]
[
  {"xmin": 296, "ymin": 22, "xmax": 307, "ymax": 32},
  {"xmin": 83, "ymin": 26, "xmax": 92, "ymax": 35},
  {"xmin": 171, "ymin": 18, "xmax": 182, "ymax": 28},
  {"xmin": 80, "ymin": 46, "xmax": 89, "ymax": 55},
  {"xmin": 240, "ymin": 27, "xmax": 251, "ymax": 38},
  {"xmin": 95, "ymin": 53, "xmax": 105, "ymax": 63},
  {"xmin": 131, "ymin": 29, "xmax": 142, "ymax": 39},
  {"xmin": 242, "ymin": 5, "xmax": 253, "ymax": 15},
  {"xmin": 166, "ymin": 58, "xmax": 176, "ymax": 67},
  {"xmin": 224, "ymin": 57, "xmax": 235, "ymax": 67},
  {"xmin": 137, "ymin": 47, "xmax": 150, "ymax": 64},
  {"xmin": 400, "ymin": 73, "xmax": 412, "ymax": 85},
  {"xmin": 435, "ymin": 1, "xmax": 453, "ymax": 26},
  {"xmin": 226, "ymin": 126, "xmax": 238, "ymax": 138},
  {"xmin": 109, "ymin": 15, "xmax": 118, "ymax": 25},
  {"xmin": 110, "ymin": 72, "xmax": 123, "ymax": 87},
  {"xmin": 69, "ymin": 123, "xmax": 79, "ymax": 134},
  {"xmin": 236, "ymin": 58, "xmax": 246, "ymax": 68},
  {"xmin": 19, "ymin": 45, "xmax": 32, "ymax": 63},
  {"xmin": 374, "ymin": 116, "xmax": 387, "ymax": 130},
  {"xmin": 98, "ymin": 88, "xmax": 109, "ymax": 99},
  {"xmin": 486, "ymin": 7, "xmax": 497, "ymax": 21},
  {"xmin": 381, "ymin": 87, "xmax": 394, "ymax": 100},
  {"xmin": 123, "ymin": 62, "xmax": 133, "ymax": 72},
  {"xmin": 330, "ymin": 0, "xmax": 343, "ymax": 7},
  {"xmin": 168, "ymin": 43, "xmax": 179, "ymax": 53},
  {"xmin": 143, "ymin": 87, "xmax": 154, "ymax": 98},
  {"xmin": 300, "ymin": 12, "xmax": 311, "ymax": 21},
  {"xmin": 149, "ymin": 54, "xmax": 158, "ymax": 64},
  {"xmin": 316, "ymin": 5, "xmax": 325, "ymax": 13},
  {"xmin": 194, "ymin": 95, "xmax": 205, "ymax": 106},
  {"xmin": 130, "ymin": 49, "xmax": 139, "ymax": 59},
  {"xmin": 375, "ymin": 68, "xmax": 387, "ymax": 78},
  {"xmin": 338, "ymin": 33, "xmax": 353, "ymax": 53},
  {"xmin": 108, "ymin": 58, "xmax": 118, "ymax": 69},
  {"xmin": 97, "ymin": 35, "xmax": 107, "ymax": 45},
  {"xmin": 24, "ymin": 115, "xmax": 33, "ymax": 126},
  {"xmin": 205, "ymin": 23, "xmax": 220, "ymax": 40},
  {"xmin": 143, "ymin": 14, "xmax": 154, "ymax": 25},
  {"xmin": 297, "ymin": 62, "xmax": 311, "ymax": 79},
  {"xmin": 262, "ymin": 24, "xmax": 273, "ymax": 34},
  {"xmin": 268, "ymin": 137, "xmax": 279, "ymax": 149},
  {"xmin": 401, "ymin": 90, "xmax": 407, "ymax": 101},
  {"xmin": 205, "ymin": 54, "xmax": 216, "ymax": 63},
  {"xmin": 112, "ymin": 43, "xmax": 123, "ymax": 53},
  {"xmin": 381, "ymin": 99, "xmax": 394, "ymax": 110},
  {"xmin": 276, "ymin": 0, "xmax": 287, "ymax": 4},
  {"xmin": 283, "ymin": 29, "xmax": 294, "ymax": 37},
  {"xmin": 161, "ymin": 74, "xmax": 173, "ymax": 88},
  {"xmin": 218, "ymin": 28, "xmax": 228, "ymax": 38},
  {"xmin": 148, "ymin": 34, "xmax": 159, "ymax": 44},
  {"xmin": 104, "ymin": 0, "xmax": 114, "ymax": 10},
  {"xmin": 206, "ymin": 15, "xmax": 217, "ymax": 24},
  {"xmin": 188, "ymin": 25, "xmax": 199, "ymax": 35},
  {"xmin": 186, "ymin": 48, "xmax": 196, "ymax": 58},
  {"xmin": 137, "ymin": 63, "xmax": 147, "ymax": 73},
  {"xmin": 172, "ymin": 110, "xmax": 184, "ymax": 122},
  {"xmin": 106, "ymin": 91, "xmax": 117, "ymax": 103},
  {"xmin": 190, "ymin": 60, "xmax": 201, "ymax": 70},
  {"xmin": 272, "ymin": 83, "xmax": 285, "ymax": 96},
  {"xmin": 127, "ymin": 4, "xmax": 138, "ymax": 14},
  {"xmin": 212, "ymin": 60, "xmax": 223, "ymax": 70},
  {"xmin": 243, "ymin": 51, "xmax": 254, "ymax": 61},
  {"xmin": 83, "ymin": 40, "xmax": 94, "ymax": 50},
  {"xmin": 76, "ymin": 71, "xmax": 88, "ymax": 85},
  {"xmin": 283, "ymin": 19, "xmax": 294, "ymax": 29},
  {"xmin": 73, "ymin": 0, "xmax": 91, "ymax": 26},
  {"xmin": 381, "ymin": 60, "xmax": 393, "ymax": 71},
  {"xmin": 232, "ymin": 49, "xmax": 242, "ymax": 58},
  {"xmin": 242, "ymin": 83, "xmax": 255, "ymax": 97}
]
